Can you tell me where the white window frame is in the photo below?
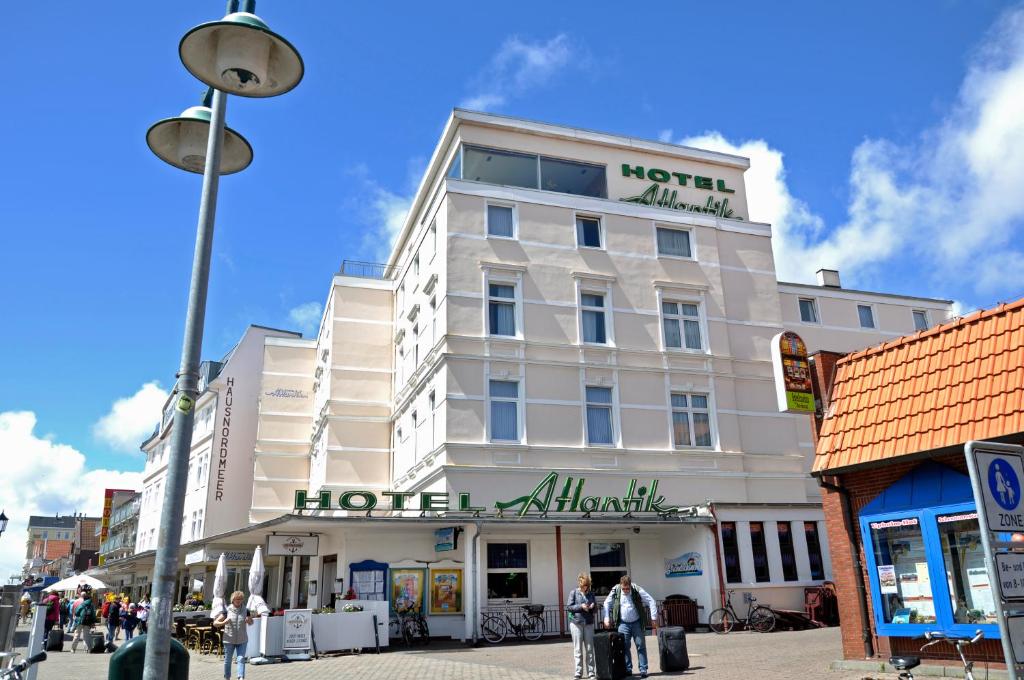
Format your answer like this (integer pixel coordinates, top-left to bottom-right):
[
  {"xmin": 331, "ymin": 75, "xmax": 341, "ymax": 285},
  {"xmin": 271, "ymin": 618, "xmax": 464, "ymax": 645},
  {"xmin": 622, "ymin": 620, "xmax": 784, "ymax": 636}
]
[
  {"xmin": 486, "ymin": 376, "xmax": 523, "ymax": 443},
  {"xmin": 857, "ymin": 303, "xmax": 877, "ymax": 329},
  {"xmin": 798, "ymin": 297, "xmax": 820, "ymax": 324},
  {"xmin": 485, "ymin": 541, "xmax": 531, "ymax": 603},
  {"xmin": 482, "ymin": 267, "xmax": 524, "ymax": 340},
  {"xmin": 574, "ymin": 276, "xmax": 615, "ymax": 347},
  {"xmin": 653, "ymin": 222, "xmax": 696, "ymax": 260},
  {"xmin": 670, "ymin": 392, "xmax": 714, "ymax": 449},
  {"xmin": 573, "ymin": 212, "xmax": 604, "ymax": 250},
  {"xmin": 579, "ymin": 290, "xmax": 611, "ymax": 346},
  {"xmin": 583, "ymin": 383, "xmax": 619, "ymax": 448},
  {"xmin": 412, "ymin": 324, "xmax": 420, "ymax": 366},
  {"xmin": 912, "ymin": 309, "xmax": 929, "ymax": 331},
  {"xmin": 588, "ymin": 541, "xmax": 629, "ymax": 595},
  {"xmin": 485, "ymin": 201, "xmax": 518, "ymax": 240},
  {"xmin": 656, "ymin": 288, "xmax": 708, "ymax": 353}
]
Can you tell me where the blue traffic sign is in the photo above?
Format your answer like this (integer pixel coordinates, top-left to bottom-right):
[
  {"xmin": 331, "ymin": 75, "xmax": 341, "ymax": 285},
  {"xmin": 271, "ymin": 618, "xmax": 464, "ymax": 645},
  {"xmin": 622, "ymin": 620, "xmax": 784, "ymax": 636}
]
[{"xmin": 990, "ymin": 458, "xmax": 1022, "ymax": 511}]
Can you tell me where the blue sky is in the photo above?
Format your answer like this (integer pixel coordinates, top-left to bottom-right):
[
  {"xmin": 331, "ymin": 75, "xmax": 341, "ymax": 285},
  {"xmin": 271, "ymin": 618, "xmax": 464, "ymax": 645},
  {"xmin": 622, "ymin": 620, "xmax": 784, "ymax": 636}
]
[{"xmin": 2, "ymin": 1, "xmax": 1024, "ymax": 574}]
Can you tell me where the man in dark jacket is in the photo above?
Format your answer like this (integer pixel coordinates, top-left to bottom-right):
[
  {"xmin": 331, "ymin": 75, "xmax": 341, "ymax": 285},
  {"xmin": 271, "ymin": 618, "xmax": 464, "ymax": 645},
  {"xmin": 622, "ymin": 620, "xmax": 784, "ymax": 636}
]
[{"xmin": 105, "ymin": 599, "xmax": 121, "ymax": 645}]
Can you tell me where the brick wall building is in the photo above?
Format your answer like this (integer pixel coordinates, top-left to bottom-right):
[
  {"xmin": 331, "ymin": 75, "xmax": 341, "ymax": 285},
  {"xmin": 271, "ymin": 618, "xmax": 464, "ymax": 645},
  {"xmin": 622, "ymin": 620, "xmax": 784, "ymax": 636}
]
[{"xmin": 813, "ymin": 299, "xmax": 1024, "ymax": 671}]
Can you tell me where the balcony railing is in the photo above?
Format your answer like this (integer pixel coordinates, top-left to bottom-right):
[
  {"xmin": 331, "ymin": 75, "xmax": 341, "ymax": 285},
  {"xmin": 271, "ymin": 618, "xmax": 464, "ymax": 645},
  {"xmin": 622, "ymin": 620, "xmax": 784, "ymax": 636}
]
[
  {"xmin": 100, "ymin": 532, "xmax": 136, "ymax": 555},
  {"xmin": 109, "ymin": 499, "xmax": 141, "ymax": 527},
  {"xmin": 339, "ymin": 260, "xmax": 397, "ymax": 281}
]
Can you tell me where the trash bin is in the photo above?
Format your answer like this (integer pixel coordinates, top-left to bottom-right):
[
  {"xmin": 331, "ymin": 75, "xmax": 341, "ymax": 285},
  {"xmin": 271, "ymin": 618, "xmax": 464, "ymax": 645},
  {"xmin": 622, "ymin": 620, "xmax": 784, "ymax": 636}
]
[{"xmin": 108, "ymin": 634, "xmax": 189, "ymax": 680}]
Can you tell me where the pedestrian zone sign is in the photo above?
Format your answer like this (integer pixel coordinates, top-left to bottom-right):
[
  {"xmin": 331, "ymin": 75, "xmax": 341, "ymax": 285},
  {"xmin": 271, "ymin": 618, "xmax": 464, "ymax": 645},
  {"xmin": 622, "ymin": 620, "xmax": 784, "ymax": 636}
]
[{"xmin": 978, "ymin": 449, "xmax": 1024, "ymax": 532}]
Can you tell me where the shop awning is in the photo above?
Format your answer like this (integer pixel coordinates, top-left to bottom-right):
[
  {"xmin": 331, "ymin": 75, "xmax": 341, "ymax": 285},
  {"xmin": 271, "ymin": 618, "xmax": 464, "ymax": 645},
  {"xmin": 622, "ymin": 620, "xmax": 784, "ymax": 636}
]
[{"xmin": 814, "ymin": 298, "xmax": 1024, "ymax": 474}]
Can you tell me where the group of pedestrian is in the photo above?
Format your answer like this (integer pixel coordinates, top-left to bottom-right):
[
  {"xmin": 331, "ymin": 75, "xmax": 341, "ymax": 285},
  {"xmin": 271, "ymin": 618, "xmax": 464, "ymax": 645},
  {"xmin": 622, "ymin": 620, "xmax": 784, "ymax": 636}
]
[
  {"xmin": 566, "ymin": 573, "xmax": 659, "ymax": 680},
  {"xmin": 100, "ymin": 593, "xmax": 150, "ymax": 643}
]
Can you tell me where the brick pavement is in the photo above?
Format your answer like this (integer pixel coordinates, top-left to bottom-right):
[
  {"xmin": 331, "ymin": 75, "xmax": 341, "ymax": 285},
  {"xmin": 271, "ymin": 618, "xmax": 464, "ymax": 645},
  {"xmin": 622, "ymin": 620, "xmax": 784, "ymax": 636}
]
[{"xmin": 14, "ymin": 623, "xmax": 902, "ymax": 679}]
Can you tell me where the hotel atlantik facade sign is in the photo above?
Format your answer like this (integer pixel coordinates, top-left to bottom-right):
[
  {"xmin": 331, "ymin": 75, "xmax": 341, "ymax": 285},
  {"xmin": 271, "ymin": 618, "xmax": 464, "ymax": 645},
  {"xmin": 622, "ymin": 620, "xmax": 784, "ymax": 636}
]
[
  {"xmin": 619, "ymin": 163, "xmax": 742, "ymax": 219},
  {"xmin": 294, "ymin": 472, "xmax": 688, "ymax": 518}
]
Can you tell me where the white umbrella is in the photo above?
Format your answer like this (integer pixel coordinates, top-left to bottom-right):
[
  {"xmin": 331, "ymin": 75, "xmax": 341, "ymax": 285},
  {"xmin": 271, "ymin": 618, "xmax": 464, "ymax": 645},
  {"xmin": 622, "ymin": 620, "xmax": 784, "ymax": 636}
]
[
  {"xmin": 43, "ymin": 574, "xmax": 107, "ymax": 592},
  {"xmin": 211, "ymin": 553, "xmax": 228, "ymax": 617},
  {"xmin": 246, "ymin": 546, "xmax": 269, "ymax": 615}
]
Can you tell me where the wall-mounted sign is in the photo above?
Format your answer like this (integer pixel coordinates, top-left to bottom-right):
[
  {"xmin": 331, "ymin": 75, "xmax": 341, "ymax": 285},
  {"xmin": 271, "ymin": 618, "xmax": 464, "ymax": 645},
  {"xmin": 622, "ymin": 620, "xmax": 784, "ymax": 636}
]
[
  {"xmin": 434, "ymin": 528, "xmax": 456, "ymax": 552},
  {"xmin": 215, "ymin": 377, "xmax": 235, "ymax": 502},
  {"xmin": 665, "ymin": 552, "xmax": 702, "ymax": 578},
  {"xmin": 294, "ymin": 472, "xmax": 688, "ymax": 518},
  {"xmin": 282, "ymin": 609, "xmax": 313, "ymax": 650},
  {"xmin": 268, "ymin": 534, "xmax": 320, "ymax": 557},
  {"xmin": 771, "ymin": 331, "xmax": 814, "ymax": 412},
  {"xmin": 264, "ymin": 388, "xmax": 309, "ymax": 399},
  {"xmin": 429, "ymin": 568, "xmax": 463, "ymax": 615},
  {"xmin": 619, "ymin": 164, "xmax": 742, "ymax": 219}
]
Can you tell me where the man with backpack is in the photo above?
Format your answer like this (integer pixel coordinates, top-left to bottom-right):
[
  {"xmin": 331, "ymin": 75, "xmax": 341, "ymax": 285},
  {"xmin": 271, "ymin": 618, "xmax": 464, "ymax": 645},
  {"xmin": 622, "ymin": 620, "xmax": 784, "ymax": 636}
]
[
  {"xmin": 105, "ymin": 598, "xmax": 121, "ymax": 646},
  {"xmin": 70, "ymin": 589, "xmax": 96, "ymax": 653},
  {"xmin": 603, "ymin": 575, "xmax": 659, "ymax": 679}
]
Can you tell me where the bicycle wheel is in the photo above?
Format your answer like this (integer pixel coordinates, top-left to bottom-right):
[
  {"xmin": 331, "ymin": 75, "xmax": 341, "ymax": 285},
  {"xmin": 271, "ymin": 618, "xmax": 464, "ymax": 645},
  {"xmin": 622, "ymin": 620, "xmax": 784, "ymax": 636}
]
[
  {"xmin": 749, "ymin": 606, "xmax": 776, "ymax": 633},
  {"xmin": 416, "ymin": 616, "xmax": 430, "ymax": 644},
  {"xmin": 401, "ymin": 618, "xmax": 417, "ymax": 647},
  {"xmin": 481, "ymin": 615, "xmax": 507, "ymax": 643},
  {"xmin": 522, "ymin": 615, "xmax": 544, "ymax": 641},
  {"xmin": 388, "ymin": 614, "xmax": 400, "ymax": 638},
  {"xmin": 708, "ymin": 607, "xmax": 734, "ymax": 634}
]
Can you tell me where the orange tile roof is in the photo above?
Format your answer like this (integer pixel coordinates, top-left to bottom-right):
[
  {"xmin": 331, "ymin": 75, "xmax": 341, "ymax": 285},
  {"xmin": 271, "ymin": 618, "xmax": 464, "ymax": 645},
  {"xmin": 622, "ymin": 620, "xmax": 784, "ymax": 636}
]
[{"xmin": 814, "ymin": 298, "xmax": 1024, "ymax": 473}]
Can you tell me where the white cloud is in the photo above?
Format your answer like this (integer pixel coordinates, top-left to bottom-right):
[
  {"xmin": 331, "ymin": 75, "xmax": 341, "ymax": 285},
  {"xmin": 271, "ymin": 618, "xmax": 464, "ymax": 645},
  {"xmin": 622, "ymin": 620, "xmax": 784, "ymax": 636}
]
[
  {"xmin": 345, "ymin": 162, "xmax": 422, "ymax": 263},
  {"xmin": 287, "ymin": 301, "xmax": 323, "ymax": 336},
  {"xmin": 461, "ymin": 34, "xmax": 575, "ymax": 111},
  {"xmin": 669, "ymin": 5, "xmax": 1024, "ymax": 304},
  {"xmin": 92, "ymin": 382, "xmax": 168, "ymax": 452},
  {"xmin": 0, "ymin": 411, "xmax": 143, "ymax": 579}
]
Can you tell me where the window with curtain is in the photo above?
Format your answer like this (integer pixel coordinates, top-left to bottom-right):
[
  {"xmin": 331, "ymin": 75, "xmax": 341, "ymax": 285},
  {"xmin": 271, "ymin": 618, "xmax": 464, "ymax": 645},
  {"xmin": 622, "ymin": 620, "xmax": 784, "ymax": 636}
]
[
  {"xmin": 489, "ymin": 380, "xmax": 519, "ymax": 441},
  {"xmin": 487, "ymin": 204, "xmax": 515, "ymax": 238},
  {"xmin": 858, "ymin": 304, "xmax": 876, "ymax": 328},
  {"xmin": 576, "ymin": 216, "xmax": 602, "ymax": 248},
  {"xmin": 750, "ymin": 522, "xmax": 771, "ymax": 582},
  {"xmin": 777, "ymin": 522, "xmax": 798, "ymax": 581},
  {"xmin": 721, "ymin": 522, "xmax": 742, "ymax": 583},
  {"xmin": 488, "ymin": 283, "xmax": 517, "ymax": 336},
  {"xmin": 656, "ymin": 227, "xmax": 692, "ymax": 258},
  {"xmin": 805, "ymin": 522, "xmax": 825, "ymax": 581},
  {"xmin": 586, "ymin": 386, "xmax": 614, "ymax": 445},
  {"xmin": 671, "ymin": 393, "xmax": 712, "ymax": 447},
  {"xmin": 662, "ymin": 301, "xmax": 702, "ymax": 350},
  {"xmin": 581, "ymin": 293, "xmax": 607, "ymax": 344}
]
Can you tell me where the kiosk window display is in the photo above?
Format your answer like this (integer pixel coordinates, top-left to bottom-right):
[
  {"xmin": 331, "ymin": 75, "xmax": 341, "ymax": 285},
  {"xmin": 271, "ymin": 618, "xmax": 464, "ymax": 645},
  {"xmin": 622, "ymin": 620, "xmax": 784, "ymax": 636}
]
[{"xmin": 350, "ymin": 560, "xmax": 387, "ymax": 601}]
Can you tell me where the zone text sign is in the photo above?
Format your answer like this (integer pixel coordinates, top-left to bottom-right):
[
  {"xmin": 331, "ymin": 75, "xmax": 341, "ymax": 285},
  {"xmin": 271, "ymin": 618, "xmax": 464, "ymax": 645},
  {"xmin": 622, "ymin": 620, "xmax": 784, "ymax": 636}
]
[{"xmin": 977, "ymin": 450, "xmax": 1024, "ymax": 531}]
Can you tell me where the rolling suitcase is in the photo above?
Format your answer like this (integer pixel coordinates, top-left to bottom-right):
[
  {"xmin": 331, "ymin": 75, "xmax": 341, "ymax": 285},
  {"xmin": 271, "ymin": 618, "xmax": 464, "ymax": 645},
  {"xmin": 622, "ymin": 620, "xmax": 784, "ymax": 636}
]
[
  {"xmin": 88, "ymin": 631, "xmax": 106, "ymax": 654},
  {"xmin": 593, "ymin": 630, "xmax": 628, "ymax": 680},
  {"xmin": 46, "ymin": 629, "xmax": 64, "ymax": 652},
  {"xmin": 657, "ymin": 625, "xmax": 689, "ymax": 672}
]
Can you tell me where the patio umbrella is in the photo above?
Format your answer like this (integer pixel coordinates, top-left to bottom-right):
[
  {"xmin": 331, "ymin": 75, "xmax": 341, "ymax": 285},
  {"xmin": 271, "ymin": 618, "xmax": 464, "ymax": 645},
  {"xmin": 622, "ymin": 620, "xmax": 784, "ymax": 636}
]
[
  {"xmin": 43, "ymin": 574, "xmax": 107, "ymax": 592},
  {"xmin": 211, "ymin": 552, "xmax": 228, "ymax": 617},
  {"xmin": 246, "ymin": 546, "xmax": 270, "ymax": 615}
]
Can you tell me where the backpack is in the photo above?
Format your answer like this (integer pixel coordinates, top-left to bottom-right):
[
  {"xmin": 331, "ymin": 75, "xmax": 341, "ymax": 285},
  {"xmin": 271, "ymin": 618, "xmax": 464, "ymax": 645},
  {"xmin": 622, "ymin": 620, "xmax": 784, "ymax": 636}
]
[
  {"xmin": 81, "ymin": 602, "xmax": 97, "ymax": 627},
  {"xmin": 101, "ymin": 601, "xmax": 110, "ymax": 618}
]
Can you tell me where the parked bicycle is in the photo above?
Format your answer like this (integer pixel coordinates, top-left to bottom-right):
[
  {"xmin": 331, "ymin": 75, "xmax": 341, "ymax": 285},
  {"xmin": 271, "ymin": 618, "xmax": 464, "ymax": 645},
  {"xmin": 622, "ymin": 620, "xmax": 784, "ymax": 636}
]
[
  {"xmin": 707, "ymin": 589, "xmax": 776, "ymax": 634},
  {"xmin": 390, "ymin": 607, "xmax": 429, "ymax": 646},
  {"xmin": 890, "ymin": 630, "xmax": 984, "ymax": 680},
  {"xmin": 481, "ymin": 601, "xmax": 545, "ymax": 643},
  {"xmin": 0, "ymin": 652, "xmax": 46, "ymax": 680}
]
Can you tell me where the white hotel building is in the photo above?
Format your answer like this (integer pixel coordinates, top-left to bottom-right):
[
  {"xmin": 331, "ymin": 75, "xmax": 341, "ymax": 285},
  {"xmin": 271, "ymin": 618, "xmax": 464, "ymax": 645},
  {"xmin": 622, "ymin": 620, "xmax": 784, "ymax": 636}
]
[{"xmin": 100, "ymin": 110, "xmax": 951, "ymax": 640}]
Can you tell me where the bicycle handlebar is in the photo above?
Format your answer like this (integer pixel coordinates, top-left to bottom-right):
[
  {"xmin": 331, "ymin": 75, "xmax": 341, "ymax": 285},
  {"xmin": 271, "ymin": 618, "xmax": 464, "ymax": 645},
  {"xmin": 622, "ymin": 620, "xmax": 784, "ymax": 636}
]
[
  {"xmin": 2, "ymin": 652, "xmax": 46, "ymax": 677},
  {"xmin": 921, "ymin": 630, "xmax": 983, "ymax": 646}
]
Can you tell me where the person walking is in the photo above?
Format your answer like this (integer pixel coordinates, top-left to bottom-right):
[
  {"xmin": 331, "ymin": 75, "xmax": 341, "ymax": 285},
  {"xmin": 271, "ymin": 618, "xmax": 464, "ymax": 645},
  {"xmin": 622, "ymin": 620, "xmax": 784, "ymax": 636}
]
[
  {"xmin": 105, "ymin": 598, "xmax": 121, "ymax": 646},
  {"xmin": 41, "ymin": 591, "xmax": 60, "ymax": 639},
  {"xmin": 137, "ymin": 598, "xmax": 149, "ymax": 635},
  {"xmin": 18, "ymin": 594, "xmax": 31, "ymax": 625},
  {"xmin": 214, "ymin": 591, "xmax": 253, "ymax": 680},
  {"xmin": 59, "ymin": 597, "xmax": 70, "ymax": 631},
  {"xmin": 603, "ymin": 575, "xmax": 659, "ymax": 679},
  {"xmin": 122, "ymin": 604, "xmax": 139, "ymax": 640},
  {"xmin": 566, "ymin": 572, "xmax": 597, "ymax": 680},
  {"xmin": 70, "ymin": 589, "xmax": 96, "ymax": 653}
]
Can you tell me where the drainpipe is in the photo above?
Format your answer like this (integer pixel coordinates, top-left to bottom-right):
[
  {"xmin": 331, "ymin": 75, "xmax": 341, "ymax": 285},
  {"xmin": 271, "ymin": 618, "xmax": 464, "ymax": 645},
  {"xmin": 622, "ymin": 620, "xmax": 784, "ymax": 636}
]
[
  {"xmin": 555, "ymin": 525, "xmax": 565, "ymax": 636},
  {"xmin": 707, "ymin": 503, "xmax": 727, "ymax": 608},
  {"xmin": 471, "ymin": 520, "xmax": 481, "ymax": 645},
  {"xmin": 818, "ymin": 476, "xmax": 874, "ymax": 658}
]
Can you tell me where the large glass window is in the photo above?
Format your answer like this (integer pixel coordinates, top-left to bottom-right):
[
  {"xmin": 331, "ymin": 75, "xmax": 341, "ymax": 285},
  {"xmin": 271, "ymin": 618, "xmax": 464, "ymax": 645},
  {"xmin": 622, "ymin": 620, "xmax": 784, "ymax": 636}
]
[
  {"xmin": 869, "ymin": 517, "xmax": 935, "ymax": 625},
  {"xmin": 581, "ymin": 293, "xmax": 607, "ymax": 344},
  {"xmin": 662, "ymin": 301, "xmax": 702, "ymax": 350},
  {"xmin": 805, "ymin": 521, "xmax": 825, "ymax": 581},
  {"xmin": 487, "ymin": 543, "xmax": 529, "ymax": 600},
  {"xmin": 750, "ymin": 522, "xmax": 771, "ymax": 582},
  {"xmin": 488, "ymin": 283, "xmax": 517, "ymax": 336},
  {"xmin": 777, "ymin": 522, "xmax": 798, "ymax": 582},
  {"xmin": 489, "ymin": 380, "xmax": 519, "ymax": 442},
  {"xmin": 585, "ymin": 386, "xmax": 614, "ymax": 445},
  {"xmin": 721, "ymin": 522, "xmax": 742, "ymax": 583},
  {"xmin": 589, "ymin": 543, "xmax": 627, "ymax": 596},
  {"xmin": 937, "ymin": 512, "xmax": 996, "ymax": 625},
  {"xmin": 541, "ymin": 157, "xmax": 607, "ymax": 197},
  {"xmin": 656, "ymin": 227, "xmax": 692, "ymax": 258},
  {"xmin": 464, "ymin": 146, "xmax": 538, "ymax": 189},
  {"xmin": 671, "ymin": 393, "xmax": 712, "ymax": 448}
]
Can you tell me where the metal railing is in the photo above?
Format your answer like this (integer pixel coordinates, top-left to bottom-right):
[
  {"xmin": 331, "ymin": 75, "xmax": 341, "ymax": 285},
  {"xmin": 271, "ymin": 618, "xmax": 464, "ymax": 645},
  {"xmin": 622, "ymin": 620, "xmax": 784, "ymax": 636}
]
[
  {"xmin": 109, "ymin": 498, "xmax": 141, "ymax": 527},
  {"xmin": 340, "ymin": 260, "xmax": 398, "ymax": 280},
  {"xmin": 100, "ymin": 532, "xmax": 136, "ymax": 554},
  {"xmin": 479, "ymin": 602, "xmax": 567, "ymax": 638}
]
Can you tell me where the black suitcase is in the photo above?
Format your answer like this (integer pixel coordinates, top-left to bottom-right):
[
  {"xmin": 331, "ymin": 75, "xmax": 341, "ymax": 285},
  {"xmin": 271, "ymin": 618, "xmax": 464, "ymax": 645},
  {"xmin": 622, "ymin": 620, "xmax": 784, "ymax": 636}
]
[
  {"xmin": 658, "ymin": 625, "xmax": 689, "ymax": 672},
  {"xmin": 594, "ymin": 630, "xmax": 628, "ymax": 680},
  {"xmin": 46, "ymin": 629, "xmax": 63, "ymax": 652},
  {"xmin": 88, "ymin": 631, "xmax": 106, "ymax": 654}
]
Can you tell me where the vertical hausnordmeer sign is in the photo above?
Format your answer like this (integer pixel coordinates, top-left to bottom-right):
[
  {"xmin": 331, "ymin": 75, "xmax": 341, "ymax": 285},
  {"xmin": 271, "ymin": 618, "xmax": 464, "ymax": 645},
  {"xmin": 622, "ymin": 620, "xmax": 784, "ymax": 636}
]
[{"xmin": 215, "ymin": 377, "xmax": 234, "ymax": 501}]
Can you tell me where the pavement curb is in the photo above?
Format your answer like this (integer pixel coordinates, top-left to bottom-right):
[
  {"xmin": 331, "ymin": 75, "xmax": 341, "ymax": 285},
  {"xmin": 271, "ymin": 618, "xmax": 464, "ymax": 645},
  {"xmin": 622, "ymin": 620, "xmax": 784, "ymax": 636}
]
[{"xmin": 830, "ymin": 659, "xmax": 1009, "ymax": 679}]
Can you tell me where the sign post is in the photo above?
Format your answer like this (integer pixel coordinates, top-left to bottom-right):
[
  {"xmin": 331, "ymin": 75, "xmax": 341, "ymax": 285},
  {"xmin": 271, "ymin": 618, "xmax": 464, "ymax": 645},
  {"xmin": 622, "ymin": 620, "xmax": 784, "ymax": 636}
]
[{"xmin": 965, "ymin": 441, "xmax": 1024, "ymax": 680}]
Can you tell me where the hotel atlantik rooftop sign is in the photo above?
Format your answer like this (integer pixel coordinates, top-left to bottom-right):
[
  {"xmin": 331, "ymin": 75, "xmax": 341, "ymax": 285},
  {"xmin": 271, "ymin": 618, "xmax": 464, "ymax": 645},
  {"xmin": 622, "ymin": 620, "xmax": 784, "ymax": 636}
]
[
  {"xmin": 619, "ymin": 163, "xmax": 742, "ymax": 220},
  {"xmin": 294, "ymin": 472, "xmax": 687, "ymax": 519}
]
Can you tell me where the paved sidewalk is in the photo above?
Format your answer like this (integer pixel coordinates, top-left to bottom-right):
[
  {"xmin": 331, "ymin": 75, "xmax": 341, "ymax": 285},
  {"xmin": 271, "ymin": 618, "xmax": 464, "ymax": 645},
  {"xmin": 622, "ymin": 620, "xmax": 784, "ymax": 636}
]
[{"xmin": 14, "ymin": 624, "xmax": 901, "ymax": 679}]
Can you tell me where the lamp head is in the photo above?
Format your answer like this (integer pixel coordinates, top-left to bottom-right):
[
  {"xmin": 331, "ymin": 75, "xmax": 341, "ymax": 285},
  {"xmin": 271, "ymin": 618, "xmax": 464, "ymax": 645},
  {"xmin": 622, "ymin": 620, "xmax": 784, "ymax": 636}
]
[
  {"xmin": 179, "ymin": 10, "xmax": 303, "ymax": 98},
  {"xmin": 146, "ymin": 99, "xmax": 253, "ymax": 174}
]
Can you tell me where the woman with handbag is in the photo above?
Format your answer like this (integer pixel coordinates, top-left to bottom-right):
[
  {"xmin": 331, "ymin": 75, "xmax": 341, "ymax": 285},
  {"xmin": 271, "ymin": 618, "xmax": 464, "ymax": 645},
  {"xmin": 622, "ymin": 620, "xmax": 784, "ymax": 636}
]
[
  {"xmin": 566, "ymin": 572, "xmax": 597, "ymax": 680},
  {"xmin": 213, "ymin": 591, "xmax": 254, "ymax": 679}
]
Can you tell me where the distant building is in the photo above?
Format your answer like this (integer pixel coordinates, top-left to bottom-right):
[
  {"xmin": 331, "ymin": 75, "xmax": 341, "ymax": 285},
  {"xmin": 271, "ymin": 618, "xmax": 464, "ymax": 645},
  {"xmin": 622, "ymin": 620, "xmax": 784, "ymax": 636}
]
[
  {"xmin": 24, "ymin": 514, "xmax": 98, "ymax": 578},
  {"xmin": 99, "ymin": 491, "xmax": 140, "ymax": 564}
]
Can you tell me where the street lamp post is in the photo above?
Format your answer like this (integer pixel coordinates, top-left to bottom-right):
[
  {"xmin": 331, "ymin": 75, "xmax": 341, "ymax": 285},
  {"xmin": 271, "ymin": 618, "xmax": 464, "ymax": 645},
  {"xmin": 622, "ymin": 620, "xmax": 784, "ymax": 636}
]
[{"xmin": 142, "ymin": 3, "xmax": 301, "ymax": 679}]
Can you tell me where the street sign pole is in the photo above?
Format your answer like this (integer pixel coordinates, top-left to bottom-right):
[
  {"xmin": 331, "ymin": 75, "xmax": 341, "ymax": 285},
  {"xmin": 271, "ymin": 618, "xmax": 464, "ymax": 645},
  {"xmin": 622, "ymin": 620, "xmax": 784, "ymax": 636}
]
[{"xmin": 966, "ymin": 440, "xmax": 1024, "ymax": 680}]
